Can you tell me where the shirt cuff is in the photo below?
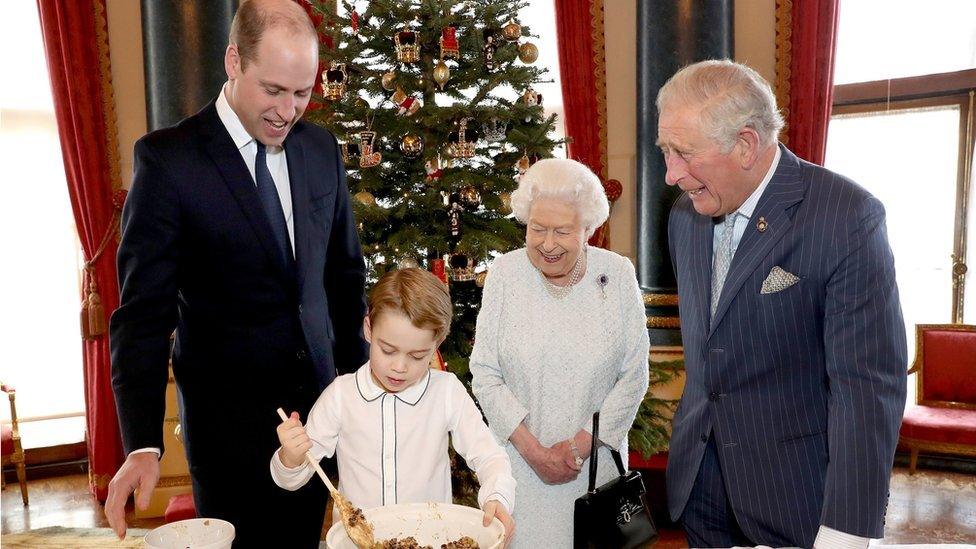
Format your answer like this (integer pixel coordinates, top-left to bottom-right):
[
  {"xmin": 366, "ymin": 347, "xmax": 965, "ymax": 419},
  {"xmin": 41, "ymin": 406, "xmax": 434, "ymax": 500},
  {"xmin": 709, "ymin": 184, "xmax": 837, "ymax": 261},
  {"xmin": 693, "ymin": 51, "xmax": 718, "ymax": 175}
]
[
  {"xmin": 814, "ymin": 525, "xmax": 870, "ymax": 549},
  {"xmin": 129, "ymin": 447, "xmax": 161, "ymax": 458},
  {"xmin": 269, "ymin": 447, "xmax": 312, "ymax": 491}
]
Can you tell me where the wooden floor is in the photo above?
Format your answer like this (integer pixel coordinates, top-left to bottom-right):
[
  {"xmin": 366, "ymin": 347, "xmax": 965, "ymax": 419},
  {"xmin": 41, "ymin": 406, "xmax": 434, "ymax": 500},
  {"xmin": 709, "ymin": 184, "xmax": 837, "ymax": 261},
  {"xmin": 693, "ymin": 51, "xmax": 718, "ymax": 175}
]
[{"xmin": 2, "ymin": 466, "xmax": 974, "ymax": 545}]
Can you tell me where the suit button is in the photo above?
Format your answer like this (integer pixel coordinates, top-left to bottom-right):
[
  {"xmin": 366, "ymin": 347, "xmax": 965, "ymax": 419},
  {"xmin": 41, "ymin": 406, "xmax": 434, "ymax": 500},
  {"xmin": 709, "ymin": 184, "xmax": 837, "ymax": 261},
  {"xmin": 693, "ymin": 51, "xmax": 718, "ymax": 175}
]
[
  {"xmin": 298, "ymin": 304, "xmax": 304, "ymax": 315},
  {"xmin": 700, "ymin": 434, "xmax": 708, "ymax": 443},
  {"xmin": 296, "ymin": 350, "xmax": 307, "ymax": 360},
  {"xmin": 709, "ymin": 392, "xmax": 720, "ymax": 402}
]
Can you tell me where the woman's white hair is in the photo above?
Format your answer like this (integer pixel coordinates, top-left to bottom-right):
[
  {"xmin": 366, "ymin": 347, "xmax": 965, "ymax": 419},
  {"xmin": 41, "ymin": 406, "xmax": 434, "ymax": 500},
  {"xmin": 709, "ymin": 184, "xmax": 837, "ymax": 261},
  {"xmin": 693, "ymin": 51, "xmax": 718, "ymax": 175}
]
[
  {"xmin": 510, "ymin": 158, "xmax": 609, "ymax": 237},
  {"xmin": 656, "ymin": 59, "xmax": 784, "ymax": 151}
]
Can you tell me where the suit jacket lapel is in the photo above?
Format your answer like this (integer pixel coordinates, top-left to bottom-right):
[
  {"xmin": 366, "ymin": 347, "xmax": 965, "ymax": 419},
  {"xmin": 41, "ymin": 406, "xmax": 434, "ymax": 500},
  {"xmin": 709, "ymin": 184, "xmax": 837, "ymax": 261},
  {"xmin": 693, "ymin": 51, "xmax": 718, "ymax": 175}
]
[
  {"xmin": 690, "ymin": 208, "xmax": 714, "ymax": 339},
  {"xmin": 285, "ymin": 130, "xmax": 310, "ymax": 297},
  {"xmin": 708, "ymin": 145, "xmax": 806, "ymax": 337},
  {"xmin": 198, "ymin": 101, "xmax": 291, "ymax": 282}
]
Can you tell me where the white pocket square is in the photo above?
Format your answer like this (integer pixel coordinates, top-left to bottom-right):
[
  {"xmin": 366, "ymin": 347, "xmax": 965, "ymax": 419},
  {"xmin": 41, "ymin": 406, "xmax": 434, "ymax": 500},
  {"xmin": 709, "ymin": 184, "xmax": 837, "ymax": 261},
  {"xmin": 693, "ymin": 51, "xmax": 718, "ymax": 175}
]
[{"xmin": 761, "ymin": 266, "xmax": 801, "ymax": 294}]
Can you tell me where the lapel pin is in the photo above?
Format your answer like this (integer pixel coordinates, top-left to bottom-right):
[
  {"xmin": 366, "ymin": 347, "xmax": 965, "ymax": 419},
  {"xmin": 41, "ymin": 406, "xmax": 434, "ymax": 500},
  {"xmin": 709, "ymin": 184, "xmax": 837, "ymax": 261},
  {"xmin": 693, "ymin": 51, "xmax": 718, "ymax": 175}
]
[{"xmin": 757, "ymin": 216, "xmax": 768, "ymax": 233}]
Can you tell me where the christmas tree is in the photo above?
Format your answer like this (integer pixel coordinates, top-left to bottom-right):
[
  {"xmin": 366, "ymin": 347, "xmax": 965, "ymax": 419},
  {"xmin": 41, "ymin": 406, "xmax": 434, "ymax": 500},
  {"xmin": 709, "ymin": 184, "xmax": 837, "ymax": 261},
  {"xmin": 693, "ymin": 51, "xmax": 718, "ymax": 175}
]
[{"xmin": 302, "ymin": 0, "xmax": 560, "ymax": 385}]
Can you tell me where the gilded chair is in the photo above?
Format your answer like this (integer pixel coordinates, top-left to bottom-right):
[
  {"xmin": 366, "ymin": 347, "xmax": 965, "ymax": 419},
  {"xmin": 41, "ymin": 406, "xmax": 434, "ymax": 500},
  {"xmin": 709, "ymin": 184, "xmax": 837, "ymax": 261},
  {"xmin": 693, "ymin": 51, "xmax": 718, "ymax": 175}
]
[
  {"xmin": 1, "ymin": 383, "xmax": 28, "ymax": 505},
  {"xmin": 899, "ymin": 324, "xmax": 976, "ymax": 473}
]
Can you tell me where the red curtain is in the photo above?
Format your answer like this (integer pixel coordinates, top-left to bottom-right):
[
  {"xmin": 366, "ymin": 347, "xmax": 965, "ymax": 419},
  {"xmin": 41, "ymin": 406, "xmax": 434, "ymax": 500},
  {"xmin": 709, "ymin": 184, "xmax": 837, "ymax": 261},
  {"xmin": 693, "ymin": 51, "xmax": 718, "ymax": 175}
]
[
  {"xmin": 36, "ymin": 0, "xmax": 125, "ymax": 501},
  {"xmin": 775, "ymin": 0, "xmax": 840, "ymax": 164},
  {"xmin": 553, "ymin": 0, "xmax": 620, "ymax": 249}
]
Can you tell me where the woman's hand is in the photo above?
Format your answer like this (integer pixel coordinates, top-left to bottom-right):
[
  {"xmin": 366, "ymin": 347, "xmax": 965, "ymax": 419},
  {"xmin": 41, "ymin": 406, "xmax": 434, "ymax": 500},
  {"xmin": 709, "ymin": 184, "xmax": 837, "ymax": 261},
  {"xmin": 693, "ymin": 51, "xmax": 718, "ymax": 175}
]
[
  {"xmin": 529, "ymin": 445, "xmax": 581, "ymax": 484},
  {"xmin": 482, "ymin": 500, "xmax": 515, "ymax": 548},
  {"xmin": 276, "ymin": 411, "xmax": 312, "ymax": 469},
  {"xmin": 551, "ymin": 440, "xmax": 583, "ymax": 472}
]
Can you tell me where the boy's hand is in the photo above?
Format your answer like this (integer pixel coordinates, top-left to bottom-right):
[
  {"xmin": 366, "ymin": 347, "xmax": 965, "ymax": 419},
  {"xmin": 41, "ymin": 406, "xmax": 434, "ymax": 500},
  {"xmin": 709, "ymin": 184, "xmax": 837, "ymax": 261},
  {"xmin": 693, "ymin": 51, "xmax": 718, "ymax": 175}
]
[
  {"xmin": 276, "ymin": 411, "xmax": 311, "ymax": 469},
  {"xmin": 482, "ymin": 499, "xmax": 515, "ymax": 548}
]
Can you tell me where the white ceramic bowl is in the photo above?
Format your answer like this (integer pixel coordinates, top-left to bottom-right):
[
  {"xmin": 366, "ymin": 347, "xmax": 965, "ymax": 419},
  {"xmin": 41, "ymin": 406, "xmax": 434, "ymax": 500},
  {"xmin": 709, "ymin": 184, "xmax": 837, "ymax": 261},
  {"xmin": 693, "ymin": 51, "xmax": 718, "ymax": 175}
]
[
  {"xmin": 326, "ymin": 502, "xmax": 505, "ymax": 549},
  {"xmin": 145, "ymin": 518, "xmax": 236, "ymax": 549}
]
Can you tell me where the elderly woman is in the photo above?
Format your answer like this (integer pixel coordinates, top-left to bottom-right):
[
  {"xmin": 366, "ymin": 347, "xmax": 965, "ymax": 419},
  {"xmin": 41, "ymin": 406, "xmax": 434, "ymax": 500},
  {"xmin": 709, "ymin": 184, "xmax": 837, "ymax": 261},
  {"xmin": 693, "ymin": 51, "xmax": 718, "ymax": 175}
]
[{"xmin": 470, "ymin": 158, "xmax": 650, "ymax": 547}]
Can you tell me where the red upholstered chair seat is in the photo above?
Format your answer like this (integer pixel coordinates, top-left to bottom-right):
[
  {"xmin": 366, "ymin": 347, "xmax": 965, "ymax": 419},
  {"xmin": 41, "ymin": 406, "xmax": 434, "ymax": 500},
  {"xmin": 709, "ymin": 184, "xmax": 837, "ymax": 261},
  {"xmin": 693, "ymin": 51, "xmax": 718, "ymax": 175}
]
[
  {"xmin": 164, "ymin": 493, "xmax": 197, "ymax": 523},
  {"xmin": 901, "ymin": 406, "xmax": 976, "ymax": 446},
  {"xmin": 1, "ymin": 424, "xmax": 13, "ymax": 456}
]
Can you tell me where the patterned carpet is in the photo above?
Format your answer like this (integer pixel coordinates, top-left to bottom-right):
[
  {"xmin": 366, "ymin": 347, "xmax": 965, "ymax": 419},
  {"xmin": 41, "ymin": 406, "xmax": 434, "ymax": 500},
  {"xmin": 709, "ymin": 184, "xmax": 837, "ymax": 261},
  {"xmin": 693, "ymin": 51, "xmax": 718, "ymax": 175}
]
[{"xmin": 1, "ymin": 526, "xmax": 148, "ymax": 547}]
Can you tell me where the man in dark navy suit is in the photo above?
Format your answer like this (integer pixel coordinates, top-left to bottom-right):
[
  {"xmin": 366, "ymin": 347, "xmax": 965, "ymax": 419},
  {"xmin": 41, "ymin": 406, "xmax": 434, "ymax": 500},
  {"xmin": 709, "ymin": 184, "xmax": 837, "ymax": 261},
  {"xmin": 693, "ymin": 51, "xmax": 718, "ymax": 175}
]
[
  {"xmin": 104, "ymin": 1, "xmax": 368, "ymax": 546},
  {"xmin": 659, "ymin": 60, "xmax": 906, "ymax": 548}
]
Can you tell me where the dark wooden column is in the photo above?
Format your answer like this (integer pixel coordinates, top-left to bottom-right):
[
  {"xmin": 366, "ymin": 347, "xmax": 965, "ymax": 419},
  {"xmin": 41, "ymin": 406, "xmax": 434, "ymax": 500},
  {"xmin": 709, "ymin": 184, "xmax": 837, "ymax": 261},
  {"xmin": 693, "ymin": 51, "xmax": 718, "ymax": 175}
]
[
  {"xmin": 142, "ymin": 1, "xmax": 239, "ymax": 131},
  {"xmin": 636, "ymin": 0, "xmax": 733, "ymax": 345}
]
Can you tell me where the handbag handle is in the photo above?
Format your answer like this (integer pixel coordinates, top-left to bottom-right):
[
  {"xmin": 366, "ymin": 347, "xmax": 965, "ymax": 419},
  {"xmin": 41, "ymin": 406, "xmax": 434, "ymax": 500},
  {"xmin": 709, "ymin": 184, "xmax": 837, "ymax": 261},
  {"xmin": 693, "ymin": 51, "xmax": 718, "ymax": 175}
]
[{"xmin": 586, "ymin": 411, "xmax": 627, "ymax": 493}]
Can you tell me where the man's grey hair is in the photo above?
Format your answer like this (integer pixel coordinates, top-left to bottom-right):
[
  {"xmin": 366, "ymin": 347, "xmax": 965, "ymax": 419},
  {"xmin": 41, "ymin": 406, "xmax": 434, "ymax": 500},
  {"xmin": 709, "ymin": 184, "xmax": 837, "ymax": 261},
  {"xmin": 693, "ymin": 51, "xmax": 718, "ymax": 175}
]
[
  {"xmin": 656, "ymin": 59, "xmax": 784, "ymax": 151},
  {"xmin": 511, "ymin": 158, "xmax": 609, "ymax": 238}
]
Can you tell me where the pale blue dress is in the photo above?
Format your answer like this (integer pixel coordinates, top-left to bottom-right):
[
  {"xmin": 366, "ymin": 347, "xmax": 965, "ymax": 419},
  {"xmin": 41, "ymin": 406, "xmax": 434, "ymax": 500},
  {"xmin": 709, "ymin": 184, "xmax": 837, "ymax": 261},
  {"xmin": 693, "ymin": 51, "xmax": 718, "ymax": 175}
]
[{"xmin": 470, "ymin": 246, "xmax": 650, "ymax": 548}]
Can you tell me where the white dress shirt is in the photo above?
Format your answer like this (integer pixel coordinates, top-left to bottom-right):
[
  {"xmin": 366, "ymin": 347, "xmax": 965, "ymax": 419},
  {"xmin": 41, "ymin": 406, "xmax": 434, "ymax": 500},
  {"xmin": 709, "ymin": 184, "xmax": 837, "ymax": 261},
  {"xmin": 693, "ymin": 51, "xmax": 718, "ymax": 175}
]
[
  {"xmin": 712, "ymin": 145, "xmax": 781, "ymax": 258},
  {"xmin": 215, "ymin": 85, "xmax": 295, "ymax": 255},
  {"xmin": 712, "ymin": 145, "xmax": 870, "ymax": 549},
  {"xmin": 270, "ymin": 363, "xmax": 516, "ymax": 515}
]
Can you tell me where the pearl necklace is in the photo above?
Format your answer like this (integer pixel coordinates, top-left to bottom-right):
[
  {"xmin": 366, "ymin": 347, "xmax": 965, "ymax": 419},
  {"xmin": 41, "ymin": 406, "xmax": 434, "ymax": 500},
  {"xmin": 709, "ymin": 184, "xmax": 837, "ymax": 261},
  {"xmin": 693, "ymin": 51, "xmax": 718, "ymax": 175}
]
[{"xmin": 539, "ymin": 251, "xmax": 585, "ymax": 299}]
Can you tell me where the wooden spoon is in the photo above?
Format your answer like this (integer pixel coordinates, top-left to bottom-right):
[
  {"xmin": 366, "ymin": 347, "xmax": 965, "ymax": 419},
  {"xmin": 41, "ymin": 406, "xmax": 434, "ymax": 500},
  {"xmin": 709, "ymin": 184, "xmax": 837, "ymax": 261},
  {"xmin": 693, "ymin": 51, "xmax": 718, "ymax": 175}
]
[{"xmin": 276, "ymin": 408, "xmax": 376, "ymax": 548}]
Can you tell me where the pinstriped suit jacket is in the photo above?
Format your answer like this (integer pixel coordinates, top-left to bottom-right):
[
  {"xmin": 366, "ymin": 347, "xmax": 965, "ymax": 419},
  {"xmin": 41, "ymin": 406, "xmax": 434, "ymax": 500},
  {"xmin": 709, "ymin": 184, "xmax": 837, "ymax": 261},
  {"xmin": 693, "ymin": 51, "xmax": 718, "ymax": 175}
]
[{"xmin": 666, "ymin": 145, "xmax": 907, "ymax": 546}]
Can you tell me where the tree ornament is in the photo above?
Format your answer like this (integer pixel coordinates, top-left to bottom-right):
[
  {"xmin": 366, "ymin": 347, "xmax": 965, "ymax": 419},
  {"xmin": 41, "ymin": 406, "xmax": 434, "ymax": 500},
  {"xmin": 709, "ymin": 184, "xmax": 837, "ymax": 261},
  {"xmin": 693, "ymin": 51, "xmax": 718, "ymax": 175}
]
[
  {"xmin": 517, "ymin": 152, "xmax": 531, "ymax": 176},
  {"xmin": 442, "ymin": 191, "xmax": 464, "ymax": 242},
  {"xmin": 450, "ymin": 253, "xmax": 476, "ymax": 282},
  {"xmin": 440, "ymin": 27, "xmax": 460, "ymax": 60},
  {"xmin": 518, "ymin": 41, "xmax": 539, "ymax": 64},
  {"xmin": 358, "ymin": 130, "xmax": 382, "ymax": 168},
  {"xmin": 483, "ymin": 29, "xmax": 498, "ymax": 71},
  {"xmin": 354, "ymin": 190, "xmax": 376, "ymax": 206},
  {"xmin": 446, "ymin": 118, "xmax": 478, "ymax": 158},
  {"xmin": 475, "ymin": 270, "xmax": 488, "ymax": 287},
  {"xmin": 354, "ymin": 97, "xmax": 370, "ymax": 110},
  {"xmin": 502, "ymin": 19, "xmax": 522, "ymax": 42},
  {"xmin": 350, "ymin": 9, "xmax": 360, "ymax": 34},
  {"xmin": 432, "ymin": 60, "xmax": 451, "ymax": 90},
  {"xmin": 399, "ymin": 257, "xmax": 420, "ymax": 269},
  {"xmin": 381, "ymin": 71, "xmax": 397, "ymax": 91},
  {"xmin": 394, "ymin": 28, "xmax": 420, "ymax": 63},
  {"xmin": 340, "ymin": 141, "xmax": 360, "ymax": 165},
  {"xmin": 400, "ymin": 134, "xmax": 424, "ymax": 158},
  {"xmin": 425, "ymin": 157, "xmax": 444, "ymax": 182},
  {"xmin": 459, "ymin": 185, "xmax": 481, "ymax": 209},
  {"xmin": 322, "ymin": 62, "xmax": 347, "ymax": 101},
  {"xmin": 520, "ymin": 87, "xmax": 543, "ymax": 121},
  {"xmin": 391, "ymin": 87, "xmax": 422, "ymax": 116},
  {"xmin": 498, "ymin": 192, "xmax": 513, "ymax": 215},
  {"xmin": 481, "ymin": 118, "xmax": 507, "ymax": 141}
]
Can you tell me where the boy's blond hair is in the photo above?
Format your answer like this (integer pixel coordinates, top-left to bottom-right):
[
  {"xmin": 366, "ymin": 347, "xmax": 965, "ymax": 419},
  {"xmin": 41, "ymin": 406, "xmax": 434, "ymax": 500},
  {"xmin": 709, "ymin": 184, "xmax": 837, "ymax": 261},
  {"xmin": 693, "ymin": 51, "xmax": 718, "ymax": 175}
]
[{"xmin": 368, "ymin": 268, "xmax": 453, "ymax": 343}]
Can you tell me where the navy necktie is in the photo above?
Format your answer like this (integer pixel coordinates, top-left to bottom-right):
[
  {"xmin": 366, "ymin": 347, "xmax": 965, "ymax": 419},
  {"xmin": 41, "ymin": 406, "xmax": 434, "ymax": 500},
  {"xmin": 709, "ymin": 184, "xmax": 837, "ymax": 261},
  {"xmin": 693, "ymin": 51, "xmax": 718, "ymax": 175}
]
[{"xmin": 254, "ymin": 142, "xmax": 293, "ymax": 270}]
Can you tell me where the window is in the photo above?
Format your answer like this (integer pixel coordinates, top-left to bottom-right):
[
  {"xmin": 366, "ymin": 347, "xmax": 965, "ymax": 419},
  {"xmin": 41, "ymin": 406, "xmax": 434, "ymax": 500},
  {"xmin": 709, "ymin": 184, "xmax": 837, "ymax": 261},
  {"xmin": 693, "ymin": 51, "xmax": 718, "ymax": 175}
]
[
  {"xmin": 825, "ymin": 0, "xmax": 976, "ymax": 407},
  {"xmin": 0, "ymin": 1, "xmax": 87, "ymax": 448}
]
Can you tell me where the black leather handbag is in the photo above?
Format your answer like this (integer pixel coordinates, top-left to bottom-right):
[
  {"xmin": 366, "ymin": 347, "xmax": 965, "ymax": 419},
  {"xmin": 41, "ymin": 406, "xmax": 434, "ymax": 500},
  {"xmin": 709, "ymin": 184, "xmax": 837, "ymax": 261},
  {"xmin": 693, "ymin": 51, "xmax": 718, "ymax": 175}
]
[{"xmin": 574, "ymin": 412, "xmax": 657, "ymax": 549}]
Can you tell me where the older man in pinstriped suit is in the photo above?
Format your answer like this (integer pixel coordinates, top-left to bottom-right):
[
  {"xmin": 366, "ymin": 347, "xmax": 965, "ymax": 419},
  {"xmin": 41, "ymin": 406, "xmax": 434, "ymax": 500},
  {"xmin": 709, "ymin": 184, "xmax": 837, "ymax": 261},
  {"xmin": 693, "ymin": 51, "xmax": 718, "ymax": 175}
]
[{"xmin": 658, "ymin": 60, "xmax": 907, "ymax": 548}]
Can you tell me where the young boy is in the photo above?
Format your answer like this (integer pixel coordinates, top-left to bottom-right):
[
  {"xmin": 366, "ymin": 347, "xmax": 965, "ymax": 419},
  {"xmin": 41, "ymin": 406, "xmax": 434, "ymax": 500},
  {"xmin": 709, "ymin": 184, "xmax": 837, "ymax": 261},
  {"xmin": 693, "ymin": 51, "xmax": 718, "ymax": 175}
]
[{"xmin": 271, "ymin": 268, "xmax": 515, "ymax": 543}]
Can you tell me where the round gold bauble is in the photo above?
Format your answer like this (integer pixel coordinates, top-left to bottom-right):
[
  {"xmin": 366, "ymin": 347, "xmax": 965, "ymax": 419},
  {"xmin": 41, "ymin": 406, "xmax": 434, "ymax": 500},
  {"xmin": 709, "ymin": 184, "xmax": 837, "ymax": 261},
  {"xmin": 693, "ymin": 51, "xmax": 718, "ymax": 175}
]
[
  {"xmin": 381, "ymin": 71, "xmax": 397, "ymax": 91},
  {"xmin": 498, "ymin": 192, "xmax": 512, "ymax": 215},
  {"xmin": 353, "ymin": 191, "xmax": 376, "ymax": 206},
  {"xmin": 459, "ymin": 185, "xmax": 481, "ymax": 209},
  {"xmin": 518, "ymin": 42, "xmax": 539, "ymax": 64},
  {"xmin": 354, "ymin": 98, "xmax": 370, "ymax": 110},
  {"xmin": 502, "ymin": 19, "xmax": 522, "ymax": 42},
  {"xmin": 475, "ymin": 270, "xmax": 488, "ymax": 287},
  {"xmin": 399, "ymin": 257, "xmax": 420, "ymax": 269},
  {"xmin": 432, "ymin": 60, "xmax": 450, "ymax": 90},
  {"xmin": 399, "ymin": 134, "xmax": 424, "ymax": 158}
]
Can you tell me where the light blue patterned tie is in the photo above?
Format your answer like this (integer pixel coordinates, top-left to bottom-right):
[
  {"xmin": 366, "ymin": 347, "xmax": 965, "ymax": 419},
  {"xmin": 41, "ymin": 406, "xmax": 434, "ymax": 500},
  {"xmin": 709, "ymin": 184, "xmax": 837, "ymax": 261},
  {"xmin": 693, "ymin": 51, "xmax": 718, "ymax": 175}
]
[{"xmin": 711, "ymin": 213, "xmax": 737, "ymax": 318}]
